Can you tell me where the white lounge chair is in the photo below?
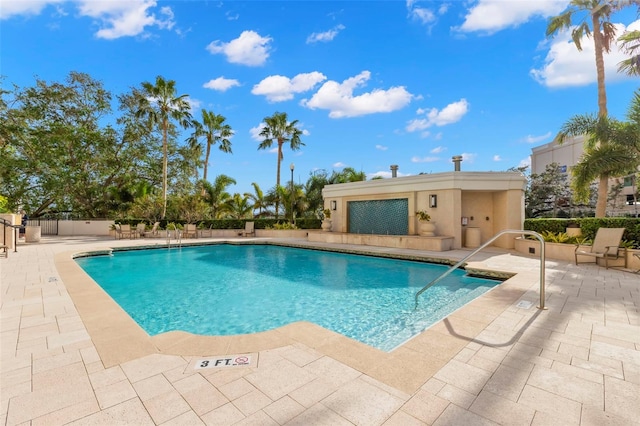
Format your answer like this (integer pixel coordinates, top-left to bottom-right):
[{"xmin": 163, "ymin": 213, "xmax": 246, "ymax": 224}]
[{"xmin": 575, "ymin": 227, "xmax": 625, "ymax": 269}]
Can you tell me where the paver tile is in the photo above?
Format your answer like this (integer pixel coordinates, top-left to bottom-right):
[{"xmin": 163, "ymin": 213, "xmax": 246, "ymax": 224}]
[
  {"xmin": 142, "ymin": 390, "xmax": 192, "ymax": 424},
  {"xmin": 433, "ymin": 403, "xmax": 498, "ymax": 426},
  {"xmin": 470, "ymin": 390, "xmax": 535, "ymax": 426},
  {"xmin": 67, "ymin": 398, "xmax": 154, "ymax": 425},
  {"xmin": 604, "ymin": 376, "xmax": 640, "ymax": 422},
  {"xmin": 321, "ymin": 378, "xmax": 404, "ymax": 425},
  {"xmin": 263, "ymin": 396, "xmax": 305, "ymax": 424},
  {"xmin": 200, "ymin": 402, "xmax": 245, "ymax": 426},
  {"xmin": 285, "ymin": 403, "xmax": 352, "ymax": 426},
  {"xmin": 518, "ymin": 385, "xmax": 581, "ymax": 424},
  {"xmin": 401, "ymin": 389, "xmax": 448, "ymax": 424},
  {"xmin": 94, "ymin": 379, "xmax": 137, "ymax": 409}
]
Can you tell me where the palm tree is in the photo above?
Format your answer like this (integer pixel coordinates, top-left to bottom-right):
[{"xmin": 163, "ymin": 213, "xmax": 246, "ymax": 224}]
[
  {"xmin": 224, "ymin": 193, "xmax": 254, "ymax": 219},
  {"xmin": 257, "ymin": 112, "xmax": 304, "ymax": 218},
  {"xmin": 546, "ymin": 0, "xmax": 629, "ymax": 118},
  {"xmin": 188, "ymin": 109, "xmax": 233, "ymax": 183},
  {"xmin": 617, "ymin": 29, "xmax": 640, "ymax": 76},
  {"xmin": 244, "ymin": 182, "xmax": 268, "ymax": 217},
  {"xmin": 199, "ymin": 174, "xmax": 236, "ymax": 219},
  {"xmin": 135, "ymin": 76, "xmax": 192, "ymax": 218},
  {"xmin": 186, "ymin": 134, "xmax": 204, "ymax": 182},
  {"xmin": 556, "ymin": 90, "xmax": 640, "ymax": 215}
]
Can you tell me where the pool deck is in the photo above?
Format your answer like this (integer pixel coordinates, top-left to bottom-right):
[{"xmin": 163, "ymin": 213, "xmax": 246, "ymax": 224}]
[{"xmin": 2, "ymin": 236, "xmax": 639, "ymax": 425}]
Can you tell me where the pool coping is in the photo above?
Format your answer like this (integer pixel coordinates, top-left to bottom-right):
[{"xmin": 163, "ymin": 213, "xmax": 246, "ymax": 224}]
[{"xmin": 56, "ymin": 239, "xmax": 536, "ymax": 394}]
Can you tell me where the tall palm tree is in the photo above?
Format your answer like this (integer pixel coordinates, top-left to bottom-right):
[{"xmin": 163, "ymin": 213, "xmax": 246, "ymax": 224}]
[
  {"xmin": 617, "ymin": 29, "xmax": 640, "ymax": 76},
  {"xmin": 188, "ymin": 109, "xmax": 233, "ymax": 183},
  {"xmin": 135, "ymin": 76, "xmax": 192, "ymax": 218},
  {"xmin": 547, "ymin": 1, "xmax": 637, "ymax": 216},
  {"xmin": 556, "ymin": 89, "xmax": 640, "ymax": 215},
  {"xmin": 257, "ymin": 112, "xmax": 304, "ymax": 218},
  {"xmin": 186, "ymin": 135, "xmax": 204, "ymax": 182},
  {"xmin": 546, "ymin": 0, "xmax": 632, "ymax": 117},
  {"xmin": 244, "ymin": 182, "xmax": 268, "ymax": 217}
]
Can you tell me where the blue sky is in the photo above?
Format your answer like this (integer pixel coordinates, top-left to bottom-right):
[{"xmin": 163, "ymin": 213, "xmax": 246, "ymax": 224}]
[{"xmin": 2, "ymin": 0, "xmax": 638, "ymax": 195}]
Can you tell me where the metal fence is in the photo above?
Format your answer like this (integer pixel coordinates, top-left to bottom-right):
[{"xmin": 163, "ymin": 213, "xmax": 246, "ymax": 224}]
[{"xmin": 26, "ymin": 219, "xmax": 58, "ymax": 235}]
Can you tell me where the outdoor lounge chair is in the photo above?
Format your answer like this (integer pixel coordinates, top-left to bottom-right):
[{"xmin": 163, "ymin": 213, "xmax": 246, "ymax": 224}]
[
  {"xmin": 240, "ymin": 221, "xmax": 255, "ymax": 237},
  {"xmin": 183, "ymin": 223, "xmax": 197, "ymax": 239},
  {"xmin": 116, "ymin": 224, "xmax": 133, "ymax": 239},
  {"xmin": 575, "ymin": 227, "xmax": 626, "ymax": 269},
  {"xmin": 143, "ymin": 222, "xmax": 160, "ymax": 238},
  {"xmin": 199, "ymin": 224, "xmax": 214, "ymax": 238}
]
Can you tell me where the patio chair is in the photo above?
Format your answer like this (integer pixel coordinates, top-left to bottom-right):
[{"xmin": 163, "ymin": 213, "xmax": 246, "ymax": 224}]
[
  {"xmin": 240, "ymin": 221, "xmax": 256, "ymax": 237},
  {"xmin": 199, "ymin": 223, "xmax": 214, "ymax": 238},
  {"xmin": 135, "ymin": 223, "xmax": 146, "ymax": 238},
  {"xmin": 116, "ymin": 224, "xmax": 133, "ymax": 239},
  {"xmin": 183, "ymin": 223, "xmax": 197, "ymax": 239},
  {"xmin": 575, "ymin": 227, "xmax": 626, "ymax": 269},
  {"xmin": 142, "ymin": 222, "xmax": 160, "ymax": 238}
]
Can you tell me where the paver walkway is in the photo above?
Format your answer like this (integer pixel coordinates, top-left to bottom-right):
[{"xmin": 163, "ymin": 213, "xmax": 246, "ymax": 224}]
[{"xmin": 1, "ymin": 236, "xmax": 639, "ymax": 425}]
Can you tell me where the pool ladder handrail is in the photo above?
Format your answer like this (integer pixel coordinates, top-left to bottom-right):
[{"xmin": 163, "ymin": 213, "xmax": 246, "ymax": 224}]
[
  {"xmin": 166, "ymin": 224, "xmax": 183, "ymax": 249},
  {"xmin": 414, "ymin": 229, "xmax": 546, "ymax": 311}
]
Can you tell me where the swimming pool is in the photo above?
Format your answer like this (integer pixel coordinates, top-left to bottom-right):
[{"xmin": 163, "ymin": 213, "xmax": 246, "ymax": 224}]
[{"xmin": 75, "ymin": 244, "xmax": 500, "ymax": 351}]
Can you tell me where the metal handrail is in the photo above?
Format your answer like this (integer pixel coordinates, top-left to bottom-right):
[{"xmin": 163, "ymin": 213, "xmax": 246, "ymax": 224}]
[
  {"xmin": 414, "ymin": 229, "xmax": 546, "ymax": 310},
  {"xmin": 0, "ymin": 217, "xmax": 21, "ymax": 253}
]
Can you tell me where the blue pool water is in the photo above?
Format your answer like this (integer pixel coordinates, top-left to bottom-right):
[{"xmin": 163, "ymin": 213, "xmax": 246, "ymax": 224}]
[{"xmin": 75, "ymin": 244, "xmax": 500, "ymax": 351}]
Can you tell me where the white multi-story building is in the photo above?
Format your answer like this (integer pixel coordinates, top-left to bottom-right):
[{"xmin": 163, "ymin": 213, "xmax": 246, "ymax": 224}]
[{"xmin": 531, "ymin": 136, "xmax": 639, "ymax": 217}]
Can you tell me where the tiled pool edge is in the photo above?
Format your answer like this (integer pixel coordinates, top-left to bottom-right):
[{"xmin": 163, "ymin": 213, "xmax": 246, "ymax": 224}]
[{"xmin": 56, "ymin": 242, "xmax": 535, "ymax": 394}]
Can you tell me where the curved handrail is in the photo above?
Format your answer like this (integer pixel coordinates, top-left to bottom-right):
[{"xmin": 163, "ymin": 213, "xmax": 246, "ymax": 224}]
[{"xmin": 414, "ymin": 229, "xmax": 546, "ymax": 310}]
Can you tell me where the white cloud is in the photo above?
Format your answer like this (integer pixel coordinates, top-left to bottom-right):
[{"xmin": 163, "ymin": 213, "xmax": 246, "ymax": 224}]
[
  {"xmin": 301, "ymin": 71, "xmax": 413, "ymax": 118},
  {"xmin": 406, "ymin": 99, "xmax": 469, "ymax": 133},
  {"xmin": 519, "ymin": 157, "xmax": 532, "ymax": 169},
  {"xmin": 307, "ymin": 24, "xmax": 345, "ymax": 44},
  {"xmin": 368, "ymin": 170, "xmax": 408, "ymax": 179},
  {"xmin": 249, "ymin": 123, "xmax": 264, "ymax": 141},
  {"xmin": 203, "ymin": 77, "xmax": 241, "ymax": 92},
  {"xmin": 406, "ymin": 0, "xmax": 447, "ymax": 26},
  {"xmin": 458, "ymin": 0, "xmax": 567, "ymax": 34},
  {"xmin": 333, "ymin": 162, "xmax": 347, "ymax": 168},
  {"xmin": 461, "ymin": 153, "xmax": 477, "ymax": 163},
  {"xmin": 0, "ymin": 0, "xmax": 65, "ymax": 19},
  {"xmin": 411, "ymin": 156, "xmax": 439, "ymax": 163},
  {"xmin": 493, "ymin": 155, "xmax": 502, "ymax": 161},
  {"xmin": 77, "ymin": 0, "xmax": 175, "ymax": 39},
  {"xmin": 523, "ymin": 132, "xmax": 552, "ymax": 144},
  {"xmin": 252, "ymin": 72, "xmax": 327, "ymax": 102},
  {"xmin": 207, "ymin": 30, "xmax": 272, "ymax": 66},
  {"xmin": 431, "ymin": 146, "xmax": 446, "ymax": 154},
  {"xmin": 375, "ymin": 144, "xmax": 388, "ymax": 151},
  {"xmin": 531, "ymin": 21, "xmax": 638, "ymax": 88},
  {"xmin": 186, "ymin": 97, "xmax": 201, "ymax": 112}
]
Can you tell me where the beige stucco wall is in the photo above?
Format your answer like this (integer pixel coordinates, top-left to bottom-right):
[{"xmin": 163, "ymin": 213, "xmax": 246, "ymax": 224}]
[
  {"xmin": 322, "ymin": 171, "xmax": 526, "ymax": 250},
  {"xmin": 58, "ymin": 220, "xmax": 113, "ymax": 236}
]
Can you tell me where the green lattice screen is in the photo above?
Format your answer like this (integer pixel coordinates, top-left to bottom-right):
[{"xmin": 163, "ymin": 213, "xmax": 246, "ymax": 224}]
[{"xmin": 348, "ymin": 199, "xmax": 408, "ymax": 235}]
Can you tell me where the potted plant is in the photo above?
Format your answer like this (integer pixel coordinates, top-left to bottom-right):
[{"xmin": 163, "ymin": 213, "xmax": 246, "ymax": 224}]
[
  {"xmin": 415, "ymin": 210, "xmax": 436, "ymax": 236},
  {"xmin": 321, "ymin": 208, "xmax": 332, "ymax": 232}
]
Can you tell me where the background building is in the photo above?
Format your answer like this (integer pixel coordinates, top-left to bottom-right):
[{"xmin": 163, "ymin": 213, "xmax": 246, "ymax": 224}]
[{"xmin": 531, "ymin": 136, "xmax": 639, "ymax": 217}]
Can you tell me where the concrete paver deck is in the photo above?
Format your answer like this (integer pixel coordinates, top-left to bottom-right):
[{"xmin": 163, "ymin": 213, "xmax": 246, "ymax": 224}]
[{"xmin": 1, "ymin": 236, "xmax": 639, "ymax": 425}]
